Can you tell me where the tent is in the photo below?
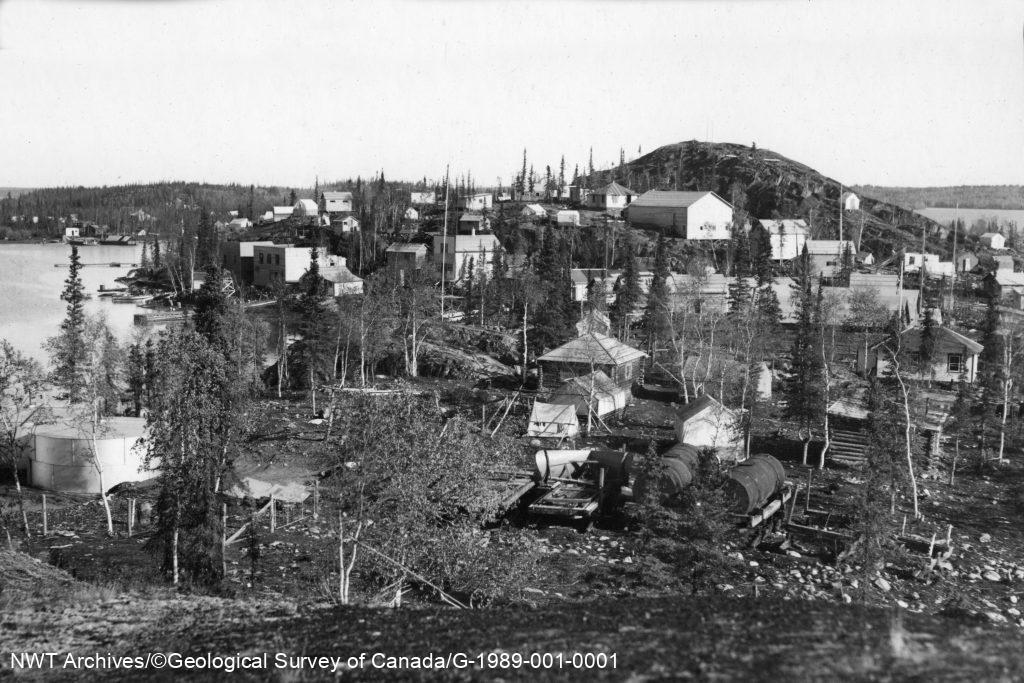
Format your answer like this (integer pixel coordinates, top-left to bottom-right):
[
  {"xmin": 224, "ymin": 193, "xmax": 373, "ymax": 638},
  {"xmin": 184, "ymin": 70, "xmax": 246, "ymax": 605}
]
[
  {"xmin": 521, "ymin": 203, "xmax": 547, "ymax": 218},
  {"xmin": 550, "ymin": 370, "xmax": 629, "ymax": 421},
  {"xmin": 673, "ymin": 395, "xmax": 741, "ymax": 457},
  {"xmin": 527, "ymin": 401, "xmax": 580, "ymax": 438}
]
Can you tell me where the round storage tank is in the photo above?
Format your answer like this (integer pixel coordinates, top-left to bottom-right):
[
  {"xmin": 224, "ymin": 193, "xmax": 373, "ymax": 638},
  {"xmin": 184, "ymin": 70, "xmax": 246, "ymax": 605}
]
[
  {"xmin": 723, "ymin": 453, "xmax": 785, "ymax": 514},
  {"xmin": 30, "ymin": 418, "xmax": 157, "ymax": 494}
]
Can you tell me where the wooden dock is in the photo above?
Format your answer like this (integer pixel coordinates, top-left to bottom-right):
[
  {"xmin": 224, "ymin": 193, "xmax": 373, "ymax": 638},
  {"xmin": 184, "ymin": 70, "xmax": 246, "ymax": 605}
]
[
  {"xmin": 134, "ymin": 311, "xmax": 190, "ymax": 325},
  {"xmin": 54, "ymin": 262, "xmax": 138, "ymax": 268}
]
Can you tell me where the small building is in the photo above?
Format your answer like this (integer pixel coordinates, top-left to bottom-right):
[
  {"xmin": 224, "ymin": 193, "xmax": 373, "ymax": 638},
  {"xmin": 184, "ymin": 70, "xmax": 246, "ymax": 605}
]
[
  {"xmin": 227, "ymin": 217, "xmax": 253, "ymax": 231},
  {"xmin": 955, "ymin": 251, "xmax": 978, "ymax": 273},
  {"xmin": 805, "ymin": 239, "xmax": 854, "ymax": 277},
  {"xmin": 272, "ymin": 206, "xmax": 294, "ymax": 222},
  {"xmin": 410, "ymin": 191, "xmax": 436, "ymax": 205},
  {"xmin": 526, "ymin": 402, "xmax": 580, "ymax": 439},
  {"xmin": 625, "ymin": 190, "xmax": 733, "ymax": 239},
  {"xmin": 521, "ymin": 204, "xmax": 547, "ymax": 219},
  {"xmin": 550, "ymin": 370, "xmax": 630, "ymax": 421},
  {"xmin": 29, "ymin": 418, "xmax": 155, "ymax": 494},
  {"xmin": 63, "ymin": 226, "xmax": 80, "ymax": 241},
  {"xmin": 588, "ymin": 181, "xmax": 638, "ymax": 211},
  {"xmin": 842, "ymin": 191, "xmax": 860, "ymax": 212},
  {"xmin": 752, "ymin": 219, "xmax": 809, "ymax": 261},
  {"xmin": 673, "ymin": 395, "xmax": 741, "ymax": 456},
  {"xmin": 293, "ymin": 198, "xmax": 319, "ymax": 219},
  {"xmin": 386, "ymin": 243, "xmax": 428, "ymax": 274},
  {"xmin": 859, "ymin": 326, "xmax": 982, "ymax": 384},
  {"xmin": 457, "ymin": 213, "xmax": 490, "ymax": 234},
  {"xmin": 403, "ymin": 207, "xmax": 420, "ymax": 221},
  {"xmin": 537, "ymin": 331, "xmax": 647, "ymax": 389},
  {"xmin": 570, "ymin": 186, "xmax": 592, "ymax": 205},
  {"xmin": 458, "ymin": 193, "xmax": 493, "ymax": 212},
  {"xmin": 980, "ymin": 232, "xmax": 1006, "ymax": 250},
  {"xmin": 320, "ymin": 262, "xmax": 364, "ymax": 296},
  {"xmin": 322, "ymin": 191, "xmax": 353, "ymax": 213},
  {"xmin": 856, "ymin": 251, "xmax": 876, "ymax": 266},
  {"xmin": 253, "ymin": 245, "xmax": 348, "ymax": 288},
  {"xmin": 333, "ymin": 216, "xmax": 360, "ymax": 234},
  {"xmin": 556, "ymin": 210, "xmax": 581, "ymax": 227},
  {"xmin": 432, "ymin": 233, "xmax": 501, "ymax": 282},
  {"xmin": 222, "ymin": 240, "xmax": 275, "ymax": 287},
  {"xmin": 989, "ymin": 270, "xmax": 1024, "ymax": 303},
  {"xmin": 902, "ymin": 252, "xmax": 941, "ymax": 274},
  {"xmin": 994, "ymin": 254, "xmax": 1015, "ymax": 273},
  {"xmin": 680, "ymin": 355, "xmax": 772, "ymax": 402}
]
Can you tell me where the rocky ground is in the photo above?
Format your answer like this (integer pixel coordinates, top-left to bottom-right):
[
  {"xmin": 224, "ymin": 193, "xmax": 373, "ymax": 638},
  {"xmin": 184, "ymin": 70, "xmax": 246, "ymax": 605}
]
[{"xmin": 4, "ymin": 392, "xmax": 1024, "ymax": 679}]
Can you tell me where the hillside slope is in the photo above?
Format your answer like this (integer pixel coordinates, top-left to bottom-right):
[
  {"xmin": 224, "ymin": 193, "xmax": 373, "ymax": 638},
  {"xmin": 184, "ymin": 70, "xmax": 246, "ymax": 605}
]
[{"xmin": 595, "ymin": 140, "xmax": 948, "ymax": 259}]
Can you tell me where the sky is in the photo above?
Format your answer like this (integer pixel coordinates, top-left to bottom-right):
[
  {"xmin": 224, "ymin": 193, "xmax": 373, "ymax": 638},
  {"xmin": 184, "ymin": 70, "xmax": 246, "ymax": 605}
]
[{"xmin": 1, "ymin": 0, "xmax": 1022, "ymax": 189}]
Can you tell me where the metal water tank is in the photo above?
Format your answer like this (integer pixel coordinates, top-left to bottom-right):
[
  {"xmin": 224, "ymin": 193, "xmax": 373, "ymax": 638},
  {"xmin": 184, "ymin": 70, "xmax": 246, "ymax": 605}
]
[{"xmin": 724, "ymin": 453, "xmax": 785, "ymax": 514}]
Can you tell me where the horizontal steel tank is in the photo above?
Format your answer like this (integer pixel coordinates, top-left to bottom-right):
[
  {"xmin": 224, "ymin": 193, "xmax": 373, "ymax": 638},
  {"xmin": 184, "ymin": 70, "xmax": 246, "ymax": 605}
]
[{"xmin": 723, "ymin": 453, "xmax": 786, "ymax": 514}]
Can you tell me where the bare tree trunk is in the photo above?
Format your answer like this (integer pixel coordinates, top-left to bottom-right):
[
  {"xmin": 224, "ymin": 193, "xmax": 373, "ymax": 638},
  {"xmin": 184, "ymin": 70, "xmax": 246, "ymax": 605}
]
[
  {"xmin": 890, "ymin": 354, "xmax": 920, "ymax": 518},
  {"xmin": 13, "ymin": 472, "xmax": 30, "ymax": 539}
]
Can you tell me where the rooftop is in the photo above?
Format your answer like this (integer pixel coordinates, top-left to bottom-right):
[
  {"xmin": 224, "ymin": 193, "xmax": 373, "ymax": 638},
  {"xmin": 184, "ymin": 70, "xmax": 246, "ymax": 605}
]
[
  {"xmin": 538, "ymin": 331, "xmax": 647, "ymax": 365},
  {"xmin": 631, "ymin": 190, "xmax": 731, "ymax": 209}
]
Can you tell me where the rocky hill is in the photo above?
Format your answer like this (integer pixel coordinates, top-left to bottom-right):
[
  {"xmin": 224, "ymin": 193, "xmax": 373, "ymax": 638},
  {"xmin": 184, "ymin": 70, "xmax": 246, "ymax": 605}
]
[{"xmin": 593, "ymin": 140, "xmax": 949, "ymax": 259}]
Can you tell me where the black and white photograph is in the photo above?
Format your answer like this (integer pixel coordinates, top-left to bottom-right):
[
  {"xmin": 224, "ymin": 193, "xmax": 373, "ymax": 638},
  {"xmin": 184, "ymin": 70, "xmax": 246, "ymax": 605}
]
[{"xmin": 3, "ymin": 0, "xmax": 1024, "ymax": 679}]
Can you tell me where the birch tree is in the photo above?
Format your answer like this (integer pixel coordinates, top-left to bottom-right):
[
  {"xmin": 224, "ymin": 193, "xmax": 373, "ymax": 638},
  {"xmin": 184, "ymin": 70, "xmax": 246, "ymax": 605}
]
[{"xmin": 0, "ymin": 341, "xmax": 46, "ymax": 538}]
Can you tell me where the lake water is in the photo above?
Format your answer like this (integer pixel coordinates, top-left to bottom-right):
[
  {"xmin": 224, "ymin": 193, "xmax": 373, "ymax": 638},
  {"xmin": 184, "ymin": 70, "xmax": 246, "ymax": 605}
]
[
  {"xmin": 0, "ymin": 242, "xmax": 148, "ymax": 363},
  {"xmin": 916, "ymin": 207, "xmax": 1024, "ymax": 227}
]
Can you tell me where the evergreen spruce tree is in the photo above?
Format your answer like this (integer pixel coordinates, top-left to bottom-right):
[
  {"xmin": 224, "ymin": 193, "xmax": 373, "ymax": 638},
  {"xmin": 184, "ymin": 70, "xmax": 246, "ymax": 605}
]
[
  {"xmin": 976, "ymin": 294, "xmax": 1004, "ymax": 457},
  {"xmin": 140, "ymin": 241, "xmax": 151, "ymax": 269},
  {"xmin": 918, "ymin": 307, "xmax": 938, "ymax": 377},
  {"xmin": 298, "ymin": 248, "xmax": 331, "ymax": 400},
  {"xmin": 610, "ymin": 239, "xmax": 642, "ymax": 339},
  {"xmin": 642, "ymin": 234, "xmax": 672, "ymax": 355},
  {"xmin": 47, "ymin": 246, "xmax": 87, "ymax": 402},
  {"xmin": 153, "ymin": 239, "xmax": 162, "ymax": 270},
  {"xmin": 782, "ymin": 243, "xmax": 824, "ymax": 464},
  {"xmin": 193, "ymin": 264, "xmax": 231, "ymax": 353}
]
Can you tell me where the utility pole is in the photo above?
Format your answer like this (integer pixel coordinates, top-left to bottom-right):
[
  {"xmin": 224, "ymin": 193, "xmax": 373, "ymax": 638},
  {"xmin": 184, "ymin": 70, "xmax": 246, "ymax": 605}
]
[
  {"xmin": 440, "ymin": 165, "xmax": 450, "ymax": 321},
  {"xmin": 950, "ymin": 201, "xmax": 959, "ymax": 305},
  {"xmin": 839, "ymin": 184, "xmax": 843, "ymax": 244}
]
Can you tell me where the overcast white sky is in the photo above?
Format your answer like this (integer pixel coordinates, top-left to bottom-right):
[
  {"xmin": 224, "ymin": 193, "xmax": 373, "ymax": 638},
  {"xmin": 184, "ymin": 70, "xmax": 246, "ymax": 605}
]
[{"xmin": 1, "ymin": 0, "xmax": 1022, "ymax": 189}]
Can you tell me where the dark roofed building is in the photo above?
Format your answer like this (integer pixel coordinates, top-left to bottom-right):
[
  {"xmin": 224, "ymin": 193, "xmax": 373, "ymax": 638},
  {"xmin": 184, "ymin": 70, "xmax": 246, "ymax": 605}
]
[{"xmin": 537, "ymin": 332, "xmax": 647, "ymax": 389}]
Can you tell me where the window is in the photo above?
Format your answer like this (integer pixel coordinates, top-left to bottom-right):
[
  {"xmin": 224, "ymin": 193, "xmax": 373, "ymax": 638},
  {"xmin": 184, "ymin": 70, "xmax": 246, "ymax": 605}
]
[
  {"xmin": 908, "ymin": 256, "xmax": 916, "ymax": 265},
  {"xmin": 275, "ymin": 254, "xmax": 280, "ymax": 265},
  {"xmin": 947, "ymin": 353, "xmax": 964, "ymax": 374},
  {"xmin": 258, "ymin": 253, "xmax": 264, "ymax": 264}
]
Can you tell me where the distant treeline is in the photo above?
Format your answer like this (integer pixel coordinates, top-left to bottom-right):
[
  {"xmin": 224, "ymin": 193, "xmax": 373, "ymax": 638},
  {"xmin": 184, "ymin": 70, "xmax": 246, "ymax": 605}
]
[
  {"xmin": 0, "ymin": 177, "xmax": 440, "ymax": 236},
  {"xmin": 853, "ymin": 185, "xmax": 1024, "ymax": 211}
]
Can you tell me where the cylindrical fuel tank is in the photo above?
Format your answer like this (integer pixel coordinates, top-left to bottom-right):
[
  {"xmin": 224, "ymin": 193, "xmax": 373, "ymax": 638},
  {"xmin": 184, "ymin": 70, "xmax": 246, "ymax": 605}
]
[
  {"xmin": 724, "ymin": 453, "xmax": 785, "ymax": 514},
  {"xmin": 662, "ymin": 443, "xmax": 700, "ymax": 472},
  {"xmin": 633, "ymin": 456, "xmax": 693, "ymax": 501}
]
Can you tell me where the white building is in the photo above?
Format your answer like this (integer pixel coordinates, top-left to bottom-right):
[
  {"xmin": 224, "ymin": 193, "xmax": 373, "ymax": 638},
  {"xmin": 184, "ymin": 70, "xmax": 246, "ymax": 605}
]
[
  {"xmin": 63, "ymin": 226, "xmax": 80, "ymax": 240},
  {"xmin": 521, "ymin": 204, "xmax": 547, "ymax": 218},
  {"xmin": 252, "ymin": 245, "xmax": 348, "ymax": 288},
  {"xmin": 673, "ymin": 395, "xmax": 741, "ymax": 456},
  {"xmin": 980, "ymin": 232, "xmax": 1006, "ymax": 250},
  {"xmin": 293, "ymin": 198, "xmax": 319, "ymax": 219},
  {"xmin": 272, "ymin": 206, "xmax": 294, "ymax": 222},
  {"xmin": 588, "ymin": 181, "xmax": 638, "ymax": 211},
  {"xmin": 754, "ymin": 219, "xmax": 809, "ymax": 261},
  {"xmin": 410, "ymin": 191, "xmax": 436, "ymax": 205},
  {"xmin": 805, "ymin": 239, "xmax": 854, "ymax": 277},
  {"xmin": 332, "ymin": 216, "xmax": 360, "ymax": 234},
  {"xmin": 625, "ymin": 190, "xmax": 733, "ymax": 239},
  {"xmin": 842, "ymin": 191, "xmax": 860, "ymax": 212},
  {"xmin": 556, "ymin": 210, "xmax": 581, "ymax": 227},
  {"xmin": 903, "ymin": 252, "xmax": 941, "ymax": 274},
  {"xmin": 432, "ymin": 233, "xmax": 501, "ymax": 282},
  {"xmin": 458, "ymin": 193, "xmax": 493, "ymax": 211},
  {"xmin": 322, "ymin": 191, "xmax": 353, "ymax": 213},
  {"xmin": 404, "ymin": 207, "xmax": 420, "ymax": 221}
]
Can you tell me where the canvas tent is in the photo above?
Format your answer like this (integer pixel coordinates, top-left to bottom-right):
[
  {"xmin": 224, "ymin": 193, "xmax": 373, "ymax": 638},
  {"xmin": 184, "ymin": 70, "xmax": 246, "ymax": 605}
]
[
  {"xmin": 527, "ymin": 401, "xmax": 580, "ymax": 438},
  {"xmin": 549, "ymin": 370, "xmax": 629, "ymax": 422},
  {"xmin": 673, "ymin": 395, "xmax": 741, "ymax": 457}
]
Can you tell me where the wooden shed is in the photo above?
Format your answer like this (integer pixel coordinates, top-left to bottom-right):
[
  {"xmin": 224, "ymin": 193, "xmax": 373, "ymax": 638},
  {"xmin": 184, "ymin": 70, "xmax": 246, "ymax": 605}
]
[{"xmin": 537, "ymin": 331, "xmax": 646, "ymax": 389}]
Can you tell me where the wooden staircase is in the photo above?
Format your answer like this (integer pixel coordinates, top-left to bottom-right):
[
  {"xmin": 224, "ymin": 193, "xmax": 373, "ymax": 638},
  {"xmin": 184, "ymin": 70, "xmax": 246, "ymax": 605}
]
[{"xmin": 828, "ymin": 426, "xmax": 868, "ymax": 466}]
